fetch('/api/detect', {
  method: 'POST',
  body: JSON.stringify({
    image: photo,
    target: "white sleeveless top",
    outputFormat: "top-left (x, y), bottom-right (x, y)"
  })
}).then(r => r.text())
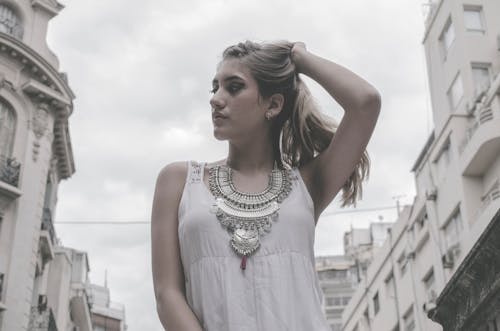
top-left (178, 161), bottom-right (331, 331)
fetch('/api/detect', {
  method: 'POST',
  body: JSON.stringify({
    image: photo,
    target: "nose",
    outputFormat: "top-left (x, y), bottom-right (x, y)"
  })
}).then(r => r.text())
top-left (210, 91), bottom-right (225, 111)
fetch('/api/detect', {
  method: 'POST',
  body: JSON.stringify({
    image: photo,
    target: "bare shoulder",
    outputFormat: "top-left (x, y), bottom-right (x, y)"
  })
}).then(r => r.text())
top-left (154, 161), bottom-right (189, 204)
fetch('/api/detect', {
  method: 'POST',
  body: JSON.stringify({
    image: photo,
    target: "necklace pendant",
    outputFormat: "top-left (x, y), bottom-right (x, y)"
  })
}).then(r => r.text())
top-left (240, 255), bottom-right (247, 270)
top-left (231, 228), bottom-right (260, 256)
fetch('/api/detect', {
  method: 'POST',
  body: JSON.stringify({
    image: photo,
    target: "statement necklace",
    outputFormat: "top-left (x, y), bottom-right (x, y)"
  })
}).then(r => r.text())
top-left (208, 161), bottom-right (292, 270)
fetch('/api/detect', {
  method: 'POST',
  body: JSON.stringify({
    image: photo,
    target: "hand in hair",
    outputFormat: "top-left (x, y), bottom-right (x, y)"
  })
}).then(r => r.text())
top-left (290, 42), bottom-right (308, 73)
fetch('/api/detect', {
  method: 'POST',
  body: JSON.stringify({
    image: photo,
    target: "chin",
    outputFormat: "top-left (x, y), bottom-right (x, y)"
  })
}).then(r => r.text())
top-left (213, 129), bottom-right (228, 141)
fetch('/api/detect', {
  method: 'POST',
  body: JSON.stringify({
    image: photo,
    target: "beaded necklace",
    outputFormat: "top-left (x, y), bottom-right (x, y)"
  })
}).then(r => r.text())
top-left (208, 161), bottom-right (292, 270)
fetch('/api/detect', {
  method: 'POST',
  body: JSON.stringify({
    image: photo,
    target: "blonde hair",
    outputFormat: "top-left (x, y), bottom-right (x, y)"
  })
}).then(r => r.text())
top-left (221, 40), bottom-right (370, 208)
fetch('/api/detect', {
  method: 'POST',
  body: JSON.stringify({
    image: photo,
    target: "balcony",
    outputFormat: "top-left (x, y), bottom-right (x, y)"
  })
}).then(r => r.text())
top-left (39, 208), bottom-right (57, 266)
top-left (70, 283), bottom-right (94, 331)
top-left (0, 154), bottom-right (20, 186)
top-left (471, 180), bottom-right (500, 230)
top-left (28, 302), bottom-right (58, 331)
top-left (0, 154), bottom-right (21, 217)
top-left (459, 105), bottom-right (500, 176)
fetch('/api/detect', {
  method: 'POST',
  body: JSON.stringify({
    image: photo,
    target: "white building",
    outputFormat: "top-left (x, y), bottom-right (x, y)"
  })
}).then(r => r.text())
top-left (0, 0), bottom-right (75, 330)
top-left (0, 2), bottom-right (126, 331)
top-left (341, 0), bottom-right (500, 330)
top-left (88, 283), bottom-right (127, 331)
top-left (316, 255), bottom-right (358, 331)
top-left (316, 222), bottom-right (392, 331)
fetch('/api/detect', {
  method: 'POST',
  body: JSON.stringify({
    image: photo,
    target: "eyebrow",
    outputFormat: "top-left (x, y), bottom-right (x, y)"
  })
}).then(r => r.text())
top-left (212, 75), bottom-right (245, 85)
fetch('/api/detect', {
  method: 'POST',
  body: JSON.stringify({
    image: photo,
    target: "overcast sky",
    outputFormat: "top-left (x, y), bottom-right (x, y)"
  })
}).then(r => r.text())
top-left (48, 1), bottom-right (432, 330)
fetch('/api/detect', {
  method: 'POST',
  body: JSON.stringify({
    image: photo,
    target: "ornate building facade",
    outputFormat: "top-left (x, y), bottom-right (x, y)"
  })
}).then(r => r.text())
top-left (0, 0), bottom-right (75, 329)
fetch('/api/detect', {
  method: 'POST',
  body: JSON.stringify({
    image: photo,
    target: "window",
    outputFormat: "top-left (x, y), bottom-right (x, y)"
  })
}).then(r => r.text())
top-left (440, 17), bottom-right (455, 58)
top-left (331, 323), bottom-right (342, 331)
top-left (326, 296), bottom-right (340, 306)
top-left (385, 272), bottom-right (395, 299)
top-left (443, 208), bottom-right (463, 249)
top-left (373, 291), bottom-right (380, 315)
top-left (0, 273), bottom-right (4, 302)
top-left (363, 307), bottom-right (370, 327)
top-left (464, 6), bottom-right (485, 33)
top-left (398, 251), bottom-right (408, 276)
top-left (325, 307), bottom-right (343, 319)
top-left (447, 72), bottom-right (464, 110)
top-left (435, 138), bottom-right (451, 182)
top-left (472, 63), bottom-right (491, 96)
top-left (416, 210), bottom-right (428, 232)
top-left (325, 295), bottom-right (351, 307)
top-left (403, 306), bottom-right (416, 331)
top-left (423, 268), bottom-right (436, 301)
top-left (0, 5), bottom-right (23, 39)
top-left (0, 98), bottom-right (15, 157)
top-left (318, 269), bottom-right (348, 281)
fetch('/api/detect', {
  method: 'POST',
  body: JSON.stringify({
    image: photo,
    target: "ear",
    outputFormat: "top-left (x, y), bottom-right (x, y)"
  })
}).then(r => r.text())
top-left (267, 93), bottom-right (285, 116)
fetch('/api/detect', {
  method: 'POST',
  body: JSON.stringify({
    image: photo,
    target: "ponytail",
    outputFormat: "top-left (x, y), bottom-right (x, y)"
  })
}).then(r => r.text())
top-left (222, 40), bottom-right (370, 208)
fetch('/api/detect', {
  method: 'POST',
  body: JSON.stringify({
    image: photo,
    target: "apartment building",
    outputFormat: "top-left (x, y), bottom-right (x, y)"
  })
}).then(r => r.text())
top-left (88, 283), bottom-right (127, 331)
top-left (316, 222), bottom-right (392, 331)
top-left (341, 0), bottom-right (500, 330)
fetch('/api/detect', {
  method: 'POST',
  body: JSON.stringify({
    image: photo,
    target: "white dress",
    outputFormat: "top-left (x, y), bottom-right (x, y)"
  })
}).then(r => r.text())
top-left (178, 161), bottom-right (331, 331)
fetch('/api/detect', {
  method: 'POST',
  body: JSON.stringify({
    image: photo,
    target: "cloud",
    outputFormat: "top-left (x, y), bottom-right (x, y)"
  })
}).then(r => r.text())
top-left (49, 0), bottom-right (430, 329)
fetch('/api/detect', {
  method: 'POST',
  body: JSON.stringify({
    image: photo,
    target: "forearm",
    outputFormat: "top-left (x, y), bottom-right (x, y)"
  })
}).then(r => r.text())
top-left (292, 48), bottom-right (380, 112)
top-left (156, 290), bottom-right (203, 331)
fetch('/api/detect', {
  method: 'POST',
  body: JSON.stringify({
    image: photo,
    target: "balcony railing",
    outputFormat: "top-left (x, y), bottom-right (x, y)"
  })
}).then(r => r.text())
top-left (458, 106), bottom-right (494, 155)
top-left (0, 154), bottom-right (20, 187)
top-left (41, 208), bottom-right (57, 246)
top-left (29, 304), bottom-right (58, 331)
top-left (480, 180), bottom-right (500, 212)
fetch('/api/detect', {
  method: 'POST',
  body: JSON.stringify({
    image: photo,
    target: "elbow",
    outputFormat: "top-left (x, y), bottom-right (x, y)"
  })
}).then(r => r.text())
top-left (362, 89), bottom-right (382, 113)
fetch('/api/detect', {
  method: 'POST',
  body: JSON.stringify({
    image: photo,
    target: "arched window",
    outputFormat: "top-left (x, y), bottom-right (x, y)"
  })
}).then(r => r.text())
top-left (0, 98), bottom-right (15, 157)
top-left (0, 4), bottom-right (23, 40)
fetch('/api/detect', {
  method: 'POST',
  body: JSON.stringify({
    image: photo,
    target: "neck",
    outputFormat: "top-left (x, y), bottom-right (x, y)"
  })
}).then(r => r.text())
top-left (226, 134), bottom-right (275, 175)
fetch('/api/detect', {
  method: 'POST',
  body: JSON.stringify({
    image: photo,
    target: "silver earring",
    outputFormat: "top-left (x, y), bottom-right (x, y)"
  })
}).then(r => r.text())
top-left (265, 112), bottom-right (272, 120)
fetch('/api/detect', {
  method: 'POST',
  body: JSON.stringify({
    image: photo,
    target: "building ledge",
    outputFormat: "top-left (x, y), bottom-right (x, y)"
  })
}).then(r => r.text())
top-left (460, 116), bottom-right (500, 176)
top-left (428, 208), bottom-right (500, 330)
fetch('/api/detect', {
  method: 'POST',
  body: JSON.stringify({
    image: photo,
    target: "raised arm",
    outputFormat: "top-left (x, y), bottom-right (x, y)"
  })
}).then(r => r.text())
top-left (292, 43), bottom-right (382, 220)
top-left (151, 162), bottom-right (203, 331)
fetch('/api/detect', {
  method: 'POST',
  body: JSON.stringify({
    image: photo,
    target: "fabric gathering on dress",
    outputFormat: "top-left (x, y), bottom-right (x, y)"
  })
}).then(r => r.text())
top-left (177, 161), bottom-right (331, 331)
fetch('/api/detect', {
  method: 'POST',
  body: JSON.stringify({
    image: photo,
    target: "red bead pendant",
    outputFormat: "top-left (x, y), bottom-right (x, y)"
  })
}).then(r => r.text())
top-left (240, 255), bottom-right (247, 270)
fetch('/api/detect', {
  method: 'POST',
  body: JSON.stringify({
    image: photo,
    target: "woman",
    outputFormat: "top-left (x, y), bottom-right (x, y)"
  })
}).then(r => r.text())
top-left (151, 40), bottom-right (381, 331)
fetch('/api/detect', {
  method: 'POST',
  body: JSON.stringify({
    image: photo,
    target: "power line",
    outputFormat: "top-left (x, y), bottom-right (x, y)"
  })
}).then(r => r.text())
top-left (54, 205), bottom-right (398, 224)
top-left (322, 205), bottom-right (396, 216)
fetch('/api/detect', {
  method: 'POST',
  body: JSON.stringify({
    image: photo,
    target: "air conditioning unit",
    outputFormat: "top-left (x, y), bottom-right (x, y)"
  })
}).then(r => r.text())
top-left (425, 188), bottom-right (437, 201)
top-left (465, 100), bottom-right (475, 115)
top-left (442, 250), bottom-right (454, 269)
top-left (423, 300), bottom-right (437, 313)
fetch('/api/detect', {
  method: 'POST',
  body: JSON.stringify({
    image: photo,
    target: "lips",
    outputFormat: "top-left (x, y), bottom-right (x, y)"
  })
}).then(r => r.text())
top-left (212, 113), bottom-right (227, 120)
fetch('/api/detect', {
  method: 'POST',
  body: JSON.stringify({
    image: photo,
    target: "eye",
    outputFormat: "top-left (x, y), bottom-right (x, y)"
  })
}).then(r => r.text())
top-left (209, 86), bottom-right (218, 94)
top-left (227, 83), bottom-right (243, 94)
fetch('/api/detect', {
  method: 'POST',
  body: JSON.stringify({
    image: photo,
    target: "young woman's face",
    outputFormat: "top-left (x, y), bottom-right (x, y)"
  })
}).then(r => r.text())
top-left (209, 58), bottom-right (269, 141)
